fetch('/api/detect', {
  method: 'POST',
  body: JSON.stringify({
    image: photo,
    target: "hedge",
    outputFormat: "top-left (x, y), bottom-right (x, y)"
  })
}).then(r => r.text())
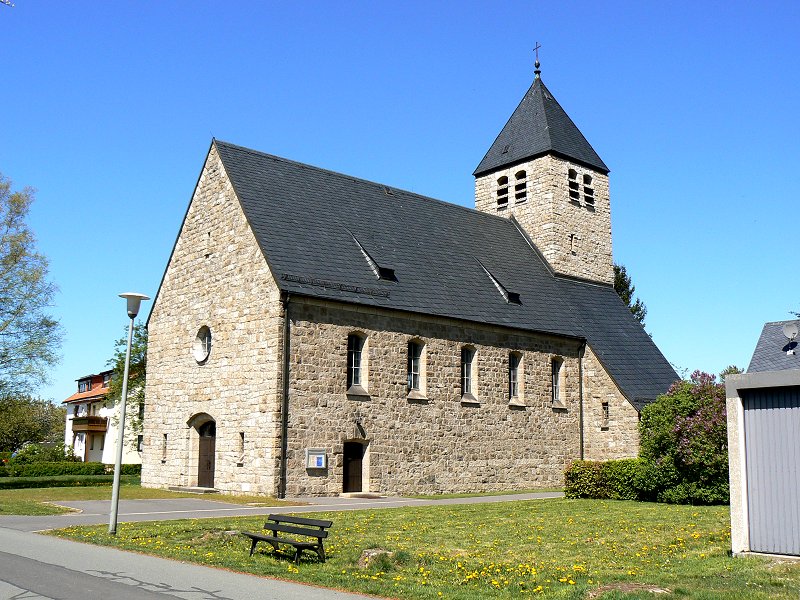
top-left (0, 474), bottom-right (140, 490)
top-left (565, 459), bottom-right (648, 501)
top-left (0, 462), bottom-right (142, 478)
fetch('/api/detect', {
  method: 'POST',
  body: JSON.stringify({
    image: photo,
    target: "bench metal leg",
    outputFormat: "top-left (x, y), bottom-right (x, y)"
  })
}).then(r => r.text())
top-left (316, 544), bottom-right (326, 562)
top-left (249, 538), bottom-right (258, 557)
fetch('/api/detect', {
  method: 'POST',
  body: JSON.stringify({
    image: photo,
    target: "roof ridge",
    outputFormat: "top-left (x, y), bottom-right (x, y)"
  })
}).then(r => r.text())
top-left (213, 139), bottom-right (531, 228)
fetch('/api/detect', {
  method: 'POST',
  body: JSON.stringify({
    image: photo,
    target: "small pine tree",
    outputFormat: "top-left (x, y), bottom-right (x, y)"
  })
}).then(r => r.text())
top-left (613, 263), bottom-right (647, 325)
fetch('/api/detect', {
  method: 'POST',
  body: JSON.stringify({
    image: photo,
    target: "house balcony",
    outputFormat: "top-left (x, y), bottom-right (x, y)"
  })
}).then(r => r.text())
top-left (71, 416), bottom-right (108, 433)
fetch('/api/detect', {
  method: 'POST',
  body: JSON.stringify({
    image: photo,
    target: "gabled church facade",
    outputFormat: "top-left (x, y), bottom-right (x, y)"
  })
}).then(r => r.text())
top-left (141, 67), bottom-right (676, 496)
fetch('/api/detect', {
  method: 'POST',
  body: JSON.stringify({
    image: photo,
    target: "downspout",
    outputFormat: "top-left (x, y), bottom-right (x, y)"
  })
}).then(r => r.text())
top-left (579, 339), bottom-right (586, 460)
top-left (278, 292), bottom-right (291, 499)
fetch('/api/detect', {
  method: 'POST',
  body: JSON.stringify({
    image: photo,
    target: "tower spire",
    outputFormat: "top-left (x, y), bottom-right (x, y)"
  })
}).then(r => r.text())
top-left (533, 42), bottom-right (541, 79)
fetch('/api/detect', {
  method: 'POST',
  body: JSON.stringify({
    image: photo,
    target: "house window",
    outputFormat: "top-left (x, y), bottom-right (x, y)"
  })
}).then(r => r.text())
top-left (78, 380), bottom-right (90, 393)
top-left (514, 170), bottom-right (527, 202)
top-left (551, 357), bottom-right (564, 405)
top-left (137, 435), bottom-right (143, 452)
top-left (509, 352), bottom-right (521, 401)
top-left (601, 401), bottom-right (610, 429)
top-left (568, 169), bottom-right (580, 202)
top-left (102, 372), bottom-right (111, 387)
top-left (99, 434), bottom-right (105, 451)
top-left (461, 346), bottom-right (477, 400)
top-left (193, 326), bottom-right (212, 363)
top-left (407, 341), bottom-right (422, 391)
top-left (583, 174), bottom-right (595, 207)
top-left (89, 435), bottom-right (95, 451)
top-left (347, 333), bottom-right (364, 389)
top-left (496, 176), bottom-right (509, 207)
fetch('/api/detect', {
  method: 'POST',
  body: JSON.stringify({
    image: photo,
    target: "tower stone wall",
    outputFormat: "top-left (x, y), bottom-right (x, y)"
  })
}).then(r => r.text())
top-left (475, 155), bottom-right (613, 284)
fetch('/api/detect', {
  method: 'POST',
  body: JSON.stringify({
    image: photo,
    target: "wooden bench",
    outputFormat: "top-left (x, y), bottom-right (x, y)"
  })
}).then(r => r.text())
top-left (242, 514), bottom-right (333, 563)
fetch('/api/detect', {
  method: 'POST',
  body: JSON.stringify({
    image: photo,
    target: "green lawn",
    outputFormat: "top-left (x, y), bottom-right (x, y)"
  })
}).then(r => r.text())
top-left (0, 483), bottom-right (293, 515)
top-left (51, 498), bottom-right (800, 599)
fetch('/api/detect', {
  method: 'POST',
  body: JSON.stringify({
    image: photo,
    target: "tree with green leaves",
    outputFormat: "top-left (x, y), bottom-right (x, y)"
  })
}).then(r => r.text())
top-left (0, 173), bottom-right (62, 394)
top-left (106, 322), bottom-right (147, 447)
top-left (0, 394), bottom-right (66, 451)
top-left (613, 263), bottom-right (647, 325)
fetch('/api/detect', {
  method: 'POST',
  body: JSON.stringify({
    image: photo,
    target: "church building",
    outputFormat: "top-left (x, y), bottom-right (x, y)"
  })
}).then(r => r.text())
top-left (141, 63), bottom-right (676, 496)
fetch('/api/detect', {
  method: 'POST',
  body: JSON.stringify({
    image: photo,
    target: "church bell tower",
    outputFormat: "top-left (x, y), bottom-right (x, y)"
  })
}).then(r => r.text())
top-left (474, 59), bottom-right (613, 285)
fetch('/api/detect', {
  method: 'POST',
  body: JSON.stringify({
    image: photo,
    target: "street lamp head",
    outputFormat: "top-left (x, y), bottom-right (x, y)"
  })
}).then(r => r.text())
top-left (119, 292), bottom-right (150, 319)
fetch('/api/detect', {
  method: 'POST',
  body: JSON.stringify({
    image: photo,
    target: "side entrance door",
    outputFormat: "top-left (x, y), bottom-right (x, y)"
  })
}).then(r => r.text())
top-left (197, 421), bottom-right (216, 488)
top-left (343, 441), bottom-right (365, 493)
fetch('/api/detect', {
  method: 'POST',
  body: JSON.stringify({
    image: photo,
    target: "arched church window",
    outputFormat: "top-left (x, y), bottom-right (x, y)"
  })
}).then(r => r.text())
top-left (496, 176), bottom-right (509, 207)
top-left (514, 171), bottom-right (527, 202)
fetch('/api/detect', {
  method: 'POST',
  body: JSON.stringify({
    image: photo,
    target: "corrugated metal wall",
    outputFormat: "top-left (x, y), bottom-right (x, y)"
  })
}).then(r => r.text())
top-left (742, 386), bottom-right (800, 556)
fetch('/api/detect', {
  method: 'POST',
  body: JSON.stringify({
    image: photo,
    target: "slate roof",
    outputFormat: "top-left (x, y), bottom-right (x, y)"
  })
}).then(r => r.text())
top-left (747, 320), bottom-right (800, 373)
top-left (214, 140), bottom-right (676, 407)
top-left (473, 77), bottom-right (609, 177)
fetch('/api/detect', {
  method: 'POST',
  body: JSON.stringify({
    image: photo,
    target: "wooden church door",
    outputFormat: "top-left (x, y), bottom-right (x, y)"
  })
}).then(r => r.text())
top-left (197, 421), bottom-right (216, 488)
top-left (343, 442), bottom-right (365, 493)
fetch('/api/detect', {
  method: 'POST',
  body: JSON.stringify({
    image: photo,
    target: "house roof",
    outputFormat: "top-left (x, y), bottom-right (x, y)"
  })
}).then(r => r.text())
top-left (747, 319), bottom-right (800, 373)
top-left (214, 140), bottom-right (676, 407)
top-left (473, 76), bottom-right (609, 177)
top-left (62, 388), bottom-right (108, 404)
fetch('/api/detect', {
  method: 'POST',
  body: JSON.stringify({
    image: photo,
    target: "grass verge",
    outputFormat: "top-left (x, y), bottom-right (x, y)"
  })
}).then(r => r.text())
top-left (408, 488), bottom-right (562, 500)
top-left (0, 483), bottom-right (293, 515)
top-left (51, 498), bottom-right (800, 599)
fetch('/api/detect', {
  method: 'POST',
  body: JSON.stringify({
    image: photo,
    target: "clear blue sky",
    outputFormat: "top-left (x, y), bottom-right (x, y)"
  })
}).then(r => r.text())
top-left (2, 1), bottom-right (798, 403)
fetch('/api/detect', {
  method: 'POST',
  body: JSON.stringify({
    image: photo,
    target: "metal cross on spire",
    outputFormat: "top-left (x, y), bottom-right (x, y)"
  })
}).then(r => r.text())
top-left (533, 42), bottom-right (542, 79)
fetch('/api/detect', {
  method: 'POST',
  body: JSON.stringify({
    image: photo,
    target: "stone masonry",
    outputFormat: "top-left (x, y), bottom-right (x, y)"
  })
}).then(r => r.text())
top-left (284, 296), bottom-right (584, 496)
top-left (475, 155), bottom-right (613, 285)
top-left (142, 145), bottom-right (284, 495)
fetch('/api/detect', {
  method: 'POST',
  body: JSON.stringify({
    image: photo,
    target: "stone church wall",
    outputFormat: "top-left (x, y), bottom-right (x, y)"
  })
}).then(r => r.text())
top-left (142, 145), bottom-right (284, 495)
top-left (475, 155), bottom-right (613, 285)
top-left (581, 346), bottom-right (640, 460)
top-left (283, 297), bottom-right (585, 496)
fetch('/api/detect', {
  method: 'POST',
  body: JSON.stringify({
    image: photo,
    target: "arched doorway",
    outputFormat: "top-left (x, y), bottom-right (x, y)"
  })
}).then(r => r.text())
top-left (343, 441), bottom-right (366, 493)
top-left (197, 420), bottom-right (216, 488)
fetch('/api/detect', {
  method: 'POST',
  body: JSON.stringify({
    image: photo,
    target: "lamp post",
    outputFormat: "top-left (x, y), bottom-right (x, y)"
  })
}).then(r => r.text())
top-left (109, 292), bottom-right (149, 535)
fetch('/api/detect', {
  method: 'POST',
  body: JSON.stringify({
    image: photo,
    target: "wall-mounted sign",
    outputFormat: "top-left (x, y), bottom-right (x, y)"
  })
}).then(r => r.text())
top-left (305, 448), bottom-right (327, 469)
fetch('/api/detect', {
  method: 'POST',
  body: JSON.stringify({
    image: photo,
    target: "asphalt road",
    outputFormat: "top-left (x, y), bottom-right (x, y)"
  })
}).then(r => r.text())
top-left (0, 491), bottom-right (563, 599)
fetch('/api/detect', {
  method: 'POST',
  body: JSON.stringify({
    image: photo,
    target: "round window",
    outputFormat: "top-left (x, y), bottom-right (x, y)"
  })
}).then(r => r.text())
top-left (193, 326), bottom-right (212, 363)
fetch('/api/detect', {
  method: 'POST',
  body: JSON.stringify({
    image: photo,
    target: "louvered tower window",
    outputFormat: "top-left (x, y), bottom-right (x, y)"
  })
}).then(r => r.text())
top-left (583, 174), bottom-right (595, 207)
top-left (496, 176), bottom-right (509, 207)
top-left (568, 169), bottom-right (580, 202)
top-left (514, 170), bottom-right (527, 202)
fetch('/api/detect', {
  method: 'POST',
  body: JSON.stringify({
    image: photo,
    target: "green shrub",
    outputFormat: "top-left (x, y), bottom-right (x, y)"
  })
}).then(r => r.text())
top-left (600, 459), bottom-right (642, 500)
top-left (120, 464), bottom-right (142, 475)
top-left (639, 371), bottom-right (729, 505)
top-left (8, 461), bottom-right (106, 477)
top-left (566, 459), bottom-right (649, 500)
top-left (0, 474), bottom-right (139, 490)
top-left (9, 443), bottom-right (78, 465)
top-left (564, 460), bottom-right (605, 499)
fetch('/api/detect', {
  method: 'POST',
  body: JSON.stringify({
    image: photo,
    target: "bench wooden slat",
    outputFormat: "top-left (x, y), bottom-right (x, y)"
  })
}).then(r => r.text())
top-left (267, 514), bottom-right (333, 529)
top-left (263, 522), bottom-right (329, 539)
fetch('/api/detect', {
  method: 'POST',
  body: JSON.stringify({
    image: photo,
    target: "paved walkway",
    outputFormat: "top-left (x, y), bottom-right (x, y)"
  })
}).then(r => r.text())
top-left (0, 491), bottom-right (563, 599)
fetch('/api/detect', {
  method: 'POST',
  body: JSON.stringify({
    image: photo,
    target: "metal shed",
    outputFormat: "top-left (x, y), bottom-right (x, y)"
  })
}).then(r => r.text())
top-left (726, 370), bottom-right (800, 557)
